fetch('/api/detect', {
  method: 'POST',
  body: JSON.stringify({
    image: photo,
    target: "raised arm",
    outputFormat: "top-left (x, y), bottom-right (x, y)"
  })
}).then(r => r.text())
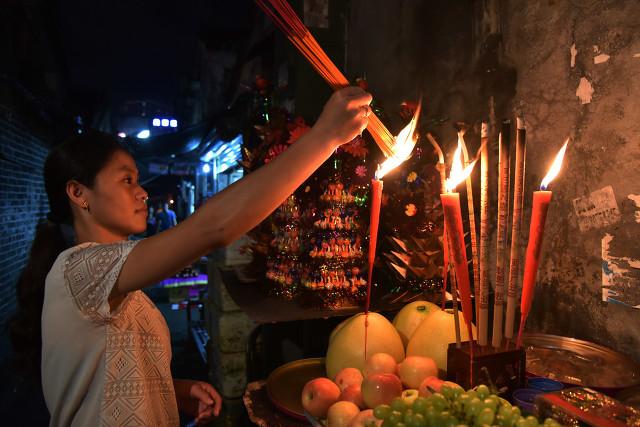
top-left (115, 87), bottom-right (372, 295)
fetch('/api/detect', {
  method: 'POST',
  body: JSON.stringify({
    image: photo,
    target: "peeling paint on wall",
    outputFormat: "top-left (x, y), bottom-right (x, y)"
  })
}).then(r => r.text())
top-left (634, 53), bottom-right (640, 58)
top-left (629, 194), bottom-right (640, 223)
top-left (602, 233), bottom-right (640, 308)
top-left (594, 53), bottom-right (610, 64)
top-left (570, 43), bottom-right (578, 68)
top-left (573, 186), bottom-right (621, 231)
top-left (576, 77), bottom-right (594, 104)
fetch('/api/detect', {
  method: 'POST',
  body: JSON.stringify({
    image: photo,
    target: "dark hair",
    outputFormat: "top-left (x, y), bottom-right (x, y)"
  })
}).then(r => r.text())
top-left (9, 130), bottom-right (128, 380)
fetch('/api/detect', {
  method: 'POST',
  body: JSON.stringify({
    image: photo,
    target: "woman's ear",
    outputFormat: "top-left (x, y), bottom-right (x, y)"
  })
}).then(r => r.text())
top-left (66, 180), bottom-right (89, 210)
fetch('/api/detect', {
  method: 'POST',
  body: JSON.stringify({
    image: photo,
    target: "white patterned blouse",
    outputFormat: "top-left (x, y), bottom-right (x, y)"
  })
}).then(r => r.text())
top-left (41, 241), bottom-right (180, 427)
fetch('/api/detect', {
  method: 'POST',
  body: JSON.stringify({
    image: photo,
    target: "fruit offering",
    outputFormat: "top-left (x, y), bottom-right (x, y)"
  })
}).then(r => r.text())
top-left (372, 382), bottom-right (563, 427)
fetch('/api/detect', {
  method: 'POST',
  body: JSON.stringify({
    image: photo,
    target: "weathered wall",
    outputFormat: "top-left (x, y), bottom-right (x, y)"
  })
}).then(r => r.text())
top-left (502, 0), bottom-right (640, 360)
top-left (346, 0), bottom-right (640, 361)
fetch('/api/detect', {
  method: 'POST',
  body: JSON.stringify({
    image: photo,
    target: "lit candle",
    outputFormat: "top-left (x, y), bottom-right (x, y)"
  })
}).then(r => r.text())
top-left (460, 131), bottom-right (480, 338)
top-left (427, 133), bottom-right (449, 310)
top-left (365, 103), bottom-right (420, 356)
top-left (478, 122), bottom-right (490, 346)
top-left (516, 139), bottom-right (569, 348)
top-left (441, 142), bottom-right (477, 349)
top-left (493, 120), bottom-right (511, 348)
top-left (505, 116), bottom-right (527, 340)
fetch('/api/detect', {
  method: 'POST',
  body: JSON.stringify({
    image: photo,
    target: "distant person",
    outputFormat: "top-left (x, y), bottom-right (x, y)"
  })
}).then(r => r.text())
top-left (156, 201), bottom-right (177, 233)
top-left (146, 205), bottom-right (157, 237)
top-left (8, 86), bottom-right (372, 426)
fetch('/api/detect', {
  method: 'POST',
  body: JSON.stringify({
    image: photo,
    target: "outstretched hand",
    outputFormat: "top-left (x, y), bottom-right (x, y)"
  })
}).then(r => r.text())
top-left (313, 86), bottom-right (373, 147)
top-left (174, 379), bottom-right (222, 425)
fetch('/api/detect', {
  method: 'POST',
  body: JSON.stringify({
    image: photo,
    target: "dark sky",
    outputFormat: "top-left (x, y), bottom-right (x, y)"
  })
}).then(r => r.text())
top-left (55, 0), bottom-right (252, 106)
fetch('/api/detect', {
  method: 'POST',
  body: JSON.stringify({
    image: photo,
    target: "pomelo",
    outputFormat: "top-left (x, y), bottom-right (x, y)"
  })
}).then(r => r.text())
top-left (392, 300), bottom-right (439, 347)
top-left (406, 308), bottom-right (475, 374)
top-left (326, 312), bottom-right (404, 380)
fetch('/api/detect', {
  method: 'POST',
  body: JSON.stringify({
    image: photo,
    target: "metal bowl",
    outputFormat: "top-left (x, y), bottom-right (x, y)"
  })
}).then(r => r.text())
top-left (523, 333), bottom-right (640, 390)
top-left (266, 358), bottom-right (326, 420)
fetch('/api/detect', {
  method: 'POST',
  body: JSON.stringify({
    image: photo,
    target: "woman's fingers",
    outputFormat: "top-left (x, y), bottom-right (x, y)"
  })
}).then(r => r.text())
top-left (198, 382), bottom-right (222, 416)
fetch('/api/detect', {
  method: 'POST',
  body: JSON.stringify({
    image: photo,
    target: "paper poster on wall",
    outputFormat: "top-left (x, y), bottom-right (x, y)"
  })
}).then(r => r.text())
top-left (573, 185), bottom-right (620, 231)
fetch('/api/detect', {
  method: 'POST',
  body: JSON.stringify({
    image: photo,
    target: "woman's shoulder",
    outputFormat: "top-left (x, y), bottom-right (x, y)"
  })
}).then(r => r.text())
top-left (55, 240), bottom-right (139, 270)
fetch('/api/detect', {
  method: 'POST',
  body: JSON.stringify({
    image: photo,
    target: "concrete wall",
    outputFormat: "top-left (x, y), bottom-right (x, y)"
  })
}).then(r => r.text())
top-left (346, 0), bottom-right (640, 361)
top-left (502, 0), bottom-right (640, 361)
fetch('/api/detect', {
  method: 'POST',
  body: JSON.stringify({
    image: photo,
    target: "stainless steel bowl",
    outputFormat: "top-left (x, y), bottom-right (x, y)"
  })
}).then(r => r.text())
top-left (523, 333), bottom-right (640, 390)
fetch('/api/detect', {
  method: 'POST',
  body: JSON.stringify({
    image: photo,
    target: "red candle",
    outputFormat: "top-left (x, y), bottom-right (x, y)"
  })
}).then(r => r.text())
top-left (366, 177), bottom-right (384, 315)
top-left (516, 190), bottom-right (551, 348)
top-left (441, 192), bottom-right (475, 345)
top-left (516, 139), bottom-right (569, 348)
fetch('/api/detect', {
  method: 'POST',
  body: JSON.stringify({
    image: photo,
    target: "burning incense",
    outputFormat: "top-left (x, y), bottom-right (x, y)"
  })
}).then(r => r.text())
top-left (255, 0), bottom-right (395, 157)
top-left (492, 120), bottom-right (511, 348)
top-left (517, 140), bottom-right (569, 348)
top-left (364, 105), bottom-right (420, 355)
top-left (478, 122), bottom-right (490, 346)
top-left (441, 142), bottom-right (477, 353)
top-left (505, 116), bottom-right (527, 340)
top-left (459, 131), bottom-right (480, 339)
top-left (427, 133), bottom-right (450, 310)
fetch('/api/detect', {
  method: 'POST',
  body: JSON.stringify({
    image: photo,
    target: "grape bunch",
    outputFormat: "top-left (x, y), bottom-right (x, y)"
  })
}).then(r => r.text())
top-left (372, 383), bottom-right (562, 427)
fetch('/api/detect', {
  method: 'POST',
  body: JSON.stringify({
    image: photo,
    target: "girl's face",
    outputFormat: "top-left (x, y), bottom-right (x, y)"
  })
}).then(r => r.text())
top-left (86, 150), bottom-right (148, 239)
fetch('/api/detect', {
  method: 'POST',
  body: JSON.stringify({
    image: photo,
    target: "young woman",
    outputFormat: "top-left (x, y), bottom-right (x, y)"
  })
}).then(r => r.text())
top-left (10, 87), bottom-right (372, 426)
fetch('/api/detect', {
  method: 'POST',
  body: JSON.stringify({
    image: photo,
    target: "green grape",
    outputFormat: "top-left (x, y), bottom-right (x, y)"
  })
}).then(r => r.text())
top-left (524, 415), bottom-right (540, 427)
top-left (483, 398), bottom-right (498, 413)
top-left (412, 397), bottom-right (429, 414)
top-left (441, 384), bottom-right (455, 401)
top-left (391, 397), bottom-right (408, 413)
top-left (476, 407), bottom-right (496, 425)
top-left (381, 420), bottom-right (395, 427)
top-left (439, 411), bottom-right (459, 427)
top-left (465, 390), bottom-right (477, 400)
top-left (495, 414), bottom-right (508, 427)
top-left (430, 393), bottom-right (448, 412)
top-left (476, 384), bottom-right (490, 400)
top-left (396, 423), bottom-right (407, 427)
top-left (424, 407), bottom-right (438, 423)
top-left (408, 413), bottom-right (427, 427)
top-left (515, 416), bottom-right (528, 427)
top-left (543, 418), bottom-right (561, 427)
top-left (498, 404), bottom-right (514, 426)
top-left (388, 410), bottom-right (404, 425)
top-left (403, 409), bottom-right (415, 424)
top-left (511, 406), bottom-right (521, 420)
top-left (466, 397), bottom-right (483, 418)
top-left (374, 404), bottom-right (392, 420)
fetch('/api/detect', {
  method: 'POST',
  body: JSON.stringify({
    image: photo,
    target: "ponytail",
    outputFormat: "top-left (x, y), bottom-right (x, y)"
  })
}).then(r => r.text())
top-left (9, 221), bottom-right (69, 381)
top-left (7, 130), bottom-right (126, 381)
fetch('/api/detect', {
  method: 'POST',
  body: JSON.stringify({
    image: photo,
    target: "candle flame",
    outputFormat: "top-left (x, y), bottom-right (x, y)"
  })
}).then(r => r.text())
top-left (540, 138), bottom-right (569, 190)
top-left (445, 135), bottom-right (477, 192)
top-left (375, 101), bottom-right (421, 180)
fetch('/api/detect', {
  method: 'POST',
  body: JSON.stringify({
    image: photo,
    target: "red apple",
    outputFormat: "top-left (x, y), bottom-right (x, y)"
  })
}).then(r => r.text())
top-left (301, 377), bottom-right (341, 418)
top-left (398, 356), bottom-right (438, 389)
top-left (418, 375), bottom-right (444, 397)
top-left (361, 373), bottom-right (403, 409)
top-left (327, 401), bottom-right (360, 427)
top-left (363, 353), bottom-right (397, 377)
top-left (347, 409), bottom-right (381, 427)
top-left (340, 384), bottom-right (365, 409)
top-left (334, 367), bottom-right (364, 391)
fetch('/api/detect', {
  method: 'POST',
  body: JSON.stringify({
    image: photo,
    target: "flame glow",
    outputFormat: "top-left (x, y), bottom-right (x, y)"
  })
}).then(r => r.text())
top-left (540, 138), bottom-right (569, 190)
top-left (375, 102), bottom-right (421, 180)
top-left (445, 136), bottom-right (477, 193)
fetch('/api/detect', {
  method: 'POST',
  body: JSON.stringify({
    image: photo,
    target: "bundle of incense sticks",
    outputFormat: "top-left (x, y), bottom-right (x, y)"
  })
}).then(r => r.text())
top-left (255, 0), bottom-right (395, 157)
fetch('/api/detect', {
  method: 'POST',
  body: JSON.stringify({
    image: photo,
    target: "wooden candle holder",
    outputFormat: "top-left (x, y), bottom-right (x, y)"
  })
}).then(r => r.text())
top-left (447, 340), bottom-right (526, 394)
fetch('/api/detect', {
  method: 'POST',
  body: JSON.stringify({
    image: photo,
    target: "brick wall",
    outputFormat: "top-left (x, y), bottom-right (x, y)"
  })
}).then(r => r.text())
top-left (0, 108), bottom-right (50, 327)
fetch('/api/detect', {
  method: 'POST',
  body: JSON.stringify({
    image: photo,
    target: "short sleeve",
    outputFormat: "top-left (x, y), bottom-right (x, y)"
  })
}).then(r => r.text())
top-left (63, 240), bottom-right (139, 322)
